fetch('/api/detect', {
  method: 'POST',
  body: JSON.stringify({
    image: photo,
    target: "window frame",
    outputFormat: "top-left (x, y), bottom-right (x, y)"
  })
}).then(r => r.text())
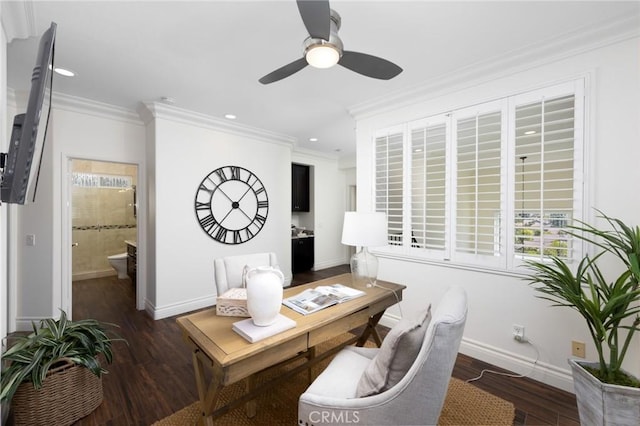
top-left (372, 79), bottom-right (586, 273)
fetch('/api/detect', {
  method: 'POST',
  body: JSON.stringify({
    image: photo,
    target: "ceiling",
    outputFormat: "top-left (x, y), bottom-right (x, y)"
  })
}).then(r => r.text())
top-left (5, 1), bottom-right (639, 158)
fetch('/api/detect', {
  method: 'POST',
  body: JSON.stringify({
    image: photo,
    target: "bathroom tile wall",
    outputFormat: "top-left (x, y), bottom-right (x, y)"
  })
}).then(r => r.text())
top-left (72, 160), bottom-right (137, 280)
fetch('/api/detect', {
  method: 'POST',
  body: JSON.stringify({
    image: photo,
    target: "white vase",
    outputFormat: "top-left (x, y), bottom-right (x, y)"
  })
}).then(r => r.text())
top-left (245, 266), bottom-right (284, 326)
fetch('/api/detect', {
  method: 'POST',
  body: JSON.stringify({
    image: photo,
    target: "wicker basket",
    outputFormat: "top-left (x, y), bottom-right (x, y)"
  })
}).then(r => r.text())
top-left (11, 358), bottom-right (103, 426)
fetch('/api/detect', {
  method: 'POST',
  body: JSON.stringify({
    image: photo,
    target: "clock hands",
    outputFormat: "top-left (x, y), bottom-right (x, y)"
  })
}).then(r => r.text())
top-left (217, 207), bottom-right (235, 228)
top-left (218, 201), bottom-right (252, 227)
top-left (215, 185), bottom-right (235, 205)
top-left (195, 166), bottom-right (269, 245)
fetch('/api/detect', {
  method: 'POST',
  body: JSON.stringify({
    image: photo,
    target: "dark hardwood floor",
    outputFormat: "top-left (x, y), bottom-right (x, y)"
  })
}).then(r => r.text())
top-left (63, 265), bottom-right (577, 425)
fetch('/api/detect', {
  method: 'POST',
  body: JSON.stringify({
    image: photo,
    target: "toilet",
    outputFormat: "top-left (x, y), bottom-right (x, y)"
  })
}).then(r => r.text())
top-left (108, 253), bottom-right (128, 279)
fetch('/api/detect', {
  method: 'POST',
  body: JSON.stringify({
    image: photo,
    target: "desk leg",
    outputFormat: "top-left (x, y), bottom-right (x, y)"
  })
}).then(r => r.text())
top-left (306, 346), bottom-right (317, 383)
top-left (356, 311), bottom-right (384, 347)
top-left (245, 375), bottom-right (257, 418)
top-left (193, 350), bottom-right (223, 426)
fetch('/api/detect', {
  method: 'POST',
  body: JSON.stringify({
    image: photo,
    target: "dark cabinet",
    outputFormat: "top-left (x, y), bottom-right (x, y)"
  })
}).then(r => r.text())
top-left (126, 243), bottom-right (137, 285)
top-left (292, 164), bottom-right (310, 212)
top-left (292, 237), bottom-right (314, 273)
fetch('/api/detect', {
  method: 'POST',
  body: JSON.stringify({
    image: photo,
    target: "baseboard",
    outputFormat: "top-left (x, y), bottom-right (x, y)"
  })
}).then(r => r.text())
top-left (73, 269), bottom-right (116, 281)
top-left (378, 313), bottom-right (574, 394)
top-left (379, 312), bottom-right (401, 329)
top-left (459, 338), bottom-right (575, 393)
top-left (312, 258), bottom-right (348, 271)
top-left (15, 316), bottom-right (49, 332)
top-left (146, 295), bottom-right (216, 320)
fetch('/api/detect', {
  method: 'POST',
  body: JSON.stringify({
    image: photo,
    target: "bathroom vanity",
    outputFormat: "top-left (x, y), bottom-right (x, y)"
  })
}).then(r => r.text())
top-left (125, 240), bottom-right (136, 284)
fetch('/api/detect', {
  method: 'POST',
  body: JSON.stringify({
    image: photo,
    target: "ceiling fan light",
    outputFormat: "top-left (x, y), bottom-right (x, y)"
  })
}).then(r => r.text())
top-left (306, 45), bottom-right (340, 69)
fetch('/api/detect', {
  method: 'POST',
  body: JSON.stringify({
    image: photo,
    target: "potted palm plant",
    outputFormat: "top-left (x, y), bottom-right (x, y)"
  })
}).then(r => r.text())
top-left (0, 310), bottom-right (123, 425)
top-left (523, 211), bottom-right (640, 425)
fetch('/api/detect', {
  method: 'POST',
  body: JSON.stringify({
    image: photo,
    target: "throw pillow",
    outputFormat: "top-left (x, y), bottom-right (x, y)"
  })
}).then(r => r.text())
top-left (355, 305), bottom-right (432, 397)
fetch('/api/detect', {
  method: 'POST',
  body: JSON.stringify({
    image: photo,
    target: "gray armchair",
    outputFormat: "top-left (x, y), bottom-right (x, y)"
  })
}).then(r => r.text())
top-left (298, 286), bottom-right (468, 426)
top-left (213, 252), bottom-right (281, 295)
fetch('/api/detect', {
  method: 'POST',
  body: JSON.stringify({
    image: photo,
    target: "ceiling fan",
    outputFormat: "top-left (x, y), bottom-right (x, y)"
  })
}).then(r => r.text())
top-left (259, 0), bottom-right (403, 84)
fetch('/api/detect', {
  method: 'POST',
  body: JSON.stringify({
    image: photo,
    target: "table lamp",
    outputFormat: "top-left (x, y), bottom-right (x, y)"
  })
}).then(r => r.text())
top-left (341, 212), bottom-right (387, 287)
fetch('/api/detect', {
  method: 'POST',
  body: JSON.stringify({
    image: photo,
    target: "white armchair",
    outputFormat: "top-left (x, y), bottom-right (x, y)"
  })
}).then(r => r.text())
top-left (298, 286), bottom-right (468, 426)
top-left (213, 252), bottom-right (281, 295)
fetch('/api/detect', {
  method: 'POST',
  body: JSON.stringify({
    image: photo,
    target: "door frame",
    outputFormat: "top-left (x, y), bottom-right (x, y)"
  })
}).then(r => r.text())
top-left (61, 156), bottom-right (146, 318)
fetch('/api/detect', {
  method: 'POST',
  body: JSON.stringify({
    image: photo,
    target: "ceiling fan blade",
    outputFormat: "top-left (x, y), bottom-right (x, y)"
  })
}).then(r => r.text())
top-left (339, 51), bottom-right (403, 80)
top-left (259, 57), bottom-right (309, 84)
top-left (297, 0), bottom-right (331, 40)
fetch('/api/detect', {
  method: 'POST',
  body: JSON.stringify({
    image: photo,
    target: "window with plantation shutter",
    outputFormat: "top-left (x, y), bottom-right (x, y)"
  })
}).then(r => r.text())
top-left (375, 131), bottom-right (404, 245)
top-left (454, 107), bottom-right (503, 262)
top-left (410, 117), bottom-right (448, 253)
top-left (513, 94), bottom-right (577, 262)
top-left (372, 79), bottom-right (584, 272)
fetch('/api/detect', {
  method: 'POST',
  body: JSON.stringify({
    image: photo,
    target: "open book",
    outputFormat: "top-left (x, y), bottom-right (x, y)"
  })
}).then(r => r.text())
top-left (283, 284), bottom-right (365, 315)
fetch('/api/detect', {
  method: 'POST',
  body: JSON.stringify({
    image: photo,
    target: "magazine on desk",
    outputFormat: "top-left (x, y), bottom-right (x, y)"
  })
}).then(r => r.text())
top-left (283, 284), bottom-right (365, 315)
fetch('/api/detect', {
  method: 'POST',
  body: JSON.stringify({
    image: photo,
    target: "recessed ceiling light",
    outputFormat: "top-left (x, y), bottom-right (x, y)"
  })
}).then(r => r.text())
top-left (524, 130), bottom-right (536, 135)
top-left (309, 137), bottom-right (318, 142)
top-left (53, 67), bottom-right (75, 77)
top-left (224, 114), bottom-right (237, 120)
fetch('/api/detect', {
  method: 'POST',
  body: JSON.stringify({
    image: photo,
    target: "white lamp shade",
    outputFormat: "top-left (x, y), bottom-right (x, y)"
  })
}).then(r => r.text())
top-left (341, 212), bottom-right (387, 247)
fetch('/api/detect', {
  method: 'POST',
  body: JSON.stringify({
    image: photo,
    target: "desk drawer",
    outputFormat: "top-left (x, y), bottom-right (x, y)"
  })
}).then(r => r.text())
top-left (224, 334), bottom-right (307, 384)
top-left (308, 309), bottom-right (372, 347)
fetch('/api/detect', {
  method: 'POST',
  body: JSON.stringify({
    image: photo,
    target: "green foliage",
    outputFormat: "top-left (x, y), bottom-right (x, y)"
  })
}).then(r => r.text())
top-left (544, 239), bottom-right (568, 258)
top-left (523, 210), bottom-right (640, 387)
top-left (0, 311), bottom-right (125, 402)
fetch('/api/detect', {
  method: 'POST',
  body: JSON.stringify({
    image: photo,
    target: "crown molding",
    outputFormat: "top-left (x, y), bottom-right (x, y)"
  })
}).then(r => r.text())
top-left (1, 0), bottom-right (37, 42)
top-left (138, 101), bottom-right (296, 148)
top-left (350, 14), bottom-right (640, 120)
top-left (292, 146), bottom-right (340, 161)
top-left (50, 92), bottom-right (143, 125)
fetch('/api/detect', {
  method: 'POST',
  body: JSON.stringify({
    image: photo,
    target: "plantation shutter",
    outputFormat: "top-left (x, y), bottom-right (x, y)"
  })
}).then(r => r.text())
top-left (514, 94), bottom-right (576, 261)
top-left (454, 109), bottom-right (503, 258)
top-left (410, 118), bottom-right (447, 252)
top-left (375, 131), bottom-right (404, 245)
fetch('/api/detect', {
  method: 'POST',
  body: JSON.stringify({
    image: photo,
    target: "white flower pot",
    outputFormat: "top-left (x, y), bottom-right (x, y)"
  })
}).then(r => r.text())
top-left (245, 266), bottom-right (284, 326)
top-left (569, 358), bottom-right (640, 425)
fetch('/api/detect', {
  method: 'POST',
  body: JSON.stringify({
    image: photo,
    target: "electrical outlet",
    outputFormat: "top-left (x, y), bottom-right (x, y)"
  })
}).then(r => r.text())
top-left (572, 341), bottom-right (586, 358)
top-left (512, 324), bottom-right (526, 342)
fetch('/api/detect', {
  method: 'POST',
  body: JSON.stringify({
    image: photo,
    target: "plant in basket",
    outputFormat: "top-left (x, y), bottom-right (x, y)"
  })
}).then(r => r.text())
top-left (0, 310), bottom-right (125, 425)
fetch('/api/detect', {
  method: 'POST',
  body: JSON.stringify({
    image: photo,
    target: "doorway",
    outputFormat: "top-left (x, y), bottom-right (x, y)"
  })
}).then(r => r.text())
top-left (69, 159), bottom-right (138, 312)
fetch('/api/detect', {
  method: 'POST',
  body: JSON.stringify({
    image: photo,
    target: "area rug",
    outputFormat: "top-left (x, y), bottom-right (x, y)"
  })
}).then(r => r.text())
top-left (152, 336), bottom-right (515, 425)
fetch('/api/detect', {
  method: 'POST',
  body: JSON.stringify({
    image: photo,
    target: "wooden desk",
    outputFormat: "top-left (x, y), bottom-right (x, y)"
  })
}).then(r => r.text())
top-left (177, 273), bottom-right (405, 425)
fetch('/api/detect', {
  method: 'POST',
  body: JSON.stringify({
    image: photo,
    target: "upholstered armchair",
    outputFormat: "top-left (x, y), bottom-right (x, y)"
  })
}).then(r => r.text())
top-left (213, 252), bottom-right (281, 295)
top-left (298, 286), bottom-right (468, 426)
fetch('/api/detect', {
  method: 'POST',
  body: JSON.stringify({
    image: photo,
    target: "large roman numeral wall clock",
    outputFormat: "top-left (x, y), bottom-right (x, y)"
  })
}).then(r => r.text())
top-left (194, 166), bottom-right (269, 244)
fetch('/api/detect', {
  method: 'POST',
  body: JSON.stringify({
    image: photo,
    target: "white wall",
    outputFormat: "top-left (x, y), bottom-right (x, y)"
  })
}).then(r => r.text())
top-left (142, 103), bottom-right (294, 319)
top-left (355, 37), bottom-right (640, 392)
top-left (12, 97), bottom-right (146, 328)
top-left (292, 151), bottom-right (350, 270)
top-left (6, 92), bottom-right (349, 327)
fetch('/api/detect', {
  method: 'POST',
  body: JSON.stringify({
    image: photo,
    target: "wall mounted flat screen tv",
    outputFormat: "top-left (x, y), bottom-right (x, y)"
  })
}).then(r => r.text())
top-left (1, 22), bottom-right (56, 204)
